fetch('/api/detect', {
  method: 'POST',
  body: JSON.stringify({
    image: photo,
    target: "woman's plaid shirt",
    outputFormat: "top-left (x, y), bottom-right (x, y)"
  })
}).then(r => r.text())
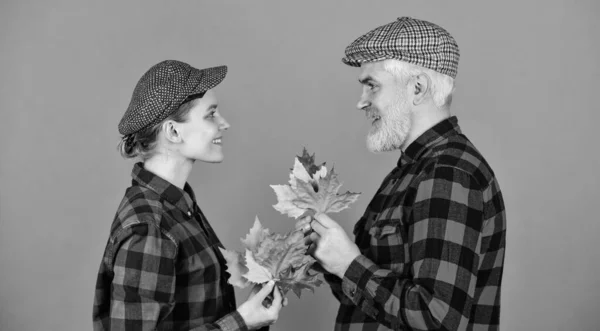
top-left (325, 117), bottom-right (506, 330)
top-left (93, 163), bottom-right (247, 331)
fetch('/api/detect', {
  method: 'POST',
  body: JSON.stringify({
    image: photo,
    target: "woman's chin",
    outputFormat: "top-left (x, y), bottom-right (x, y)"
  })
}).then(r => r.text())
top-left (195, 153), bottom-right (224, 164)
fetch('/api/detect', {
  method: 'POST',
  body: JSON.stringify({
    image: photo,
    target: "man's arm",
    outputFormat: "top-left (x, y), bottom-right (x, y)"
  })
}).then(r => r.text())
top-left (109, 222), bottom-right (248, 331)
top-left (338, 166), bottom-right (484, 330)
top-left (323, 273), bottom-right (355, 305)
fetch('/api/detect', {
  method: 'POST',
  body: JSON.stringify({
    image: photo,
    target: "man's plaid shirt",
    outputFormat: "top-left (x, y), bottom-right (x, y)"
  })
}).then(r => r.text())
top-left (325, 117), bottom-right (506, 330)
top-left (93, 163), bottom-right (248, 331)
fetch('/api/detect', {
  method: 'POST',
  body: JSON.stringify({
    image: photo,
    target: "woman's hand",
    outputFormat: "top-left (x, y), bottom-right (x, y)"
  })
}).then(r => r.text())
top-left (247, 282), bottom-right (288, 308)
top-left (237, 281), bottom-right (286, 330)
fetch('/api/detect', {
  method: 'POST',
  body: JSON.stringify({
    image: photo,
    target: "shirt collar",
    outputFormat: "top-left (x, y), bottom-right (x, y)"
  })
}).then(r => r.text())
top-left (131, 162), bottom-right (196, 214)
top-left (399, 116), bottom-right (462, 166)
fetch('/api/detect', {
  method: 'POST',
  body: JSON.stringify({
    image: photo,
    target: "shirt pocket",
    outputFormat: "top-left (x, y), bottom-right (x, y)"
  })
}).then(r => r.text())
top-left (367, 220), bottom-right (409, 273)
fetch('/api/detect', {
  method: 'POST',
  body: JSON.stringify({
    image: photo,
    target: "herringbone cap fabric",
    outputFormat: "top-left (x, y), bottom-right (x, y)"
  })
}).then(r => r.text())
top-left (119, 60), bottom-right (227, 135)
top-left (342, 17), bottom-right (460, 78)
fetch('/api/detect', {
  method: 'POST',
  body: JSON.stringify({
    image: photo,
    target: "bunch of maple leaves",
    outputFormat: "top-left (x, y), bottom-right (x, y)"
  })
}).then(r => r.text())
top-left (219, 149), bottom-right (360, 298)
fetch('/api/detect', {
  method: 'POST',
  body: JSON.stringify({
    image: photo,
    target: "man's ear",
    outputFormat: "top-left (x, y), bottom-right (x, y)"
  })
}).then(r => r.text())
top-left (162, 121), bottom-right (182, 143)
top-left (411, 73), bottom-right (431, 105)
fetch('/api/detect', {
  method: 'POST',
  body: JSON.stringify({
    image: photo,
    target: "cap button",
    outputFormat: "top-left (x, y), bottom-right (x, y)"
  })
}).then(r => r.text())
top-left (187, 211), bottom-right (192, 217)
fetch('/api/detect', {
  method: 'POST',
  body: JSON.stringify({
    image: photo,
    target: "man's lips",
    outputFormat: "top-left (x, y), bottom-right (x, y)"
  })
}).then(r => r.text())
top-left (366, 112), bottom-right (381, 124)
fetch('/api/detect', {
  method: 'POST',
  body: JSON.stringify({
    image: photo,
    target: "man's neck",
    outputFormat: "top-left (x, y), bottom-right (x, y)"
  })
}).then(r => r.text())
top-left (401, 107), bottom-right (451, 152)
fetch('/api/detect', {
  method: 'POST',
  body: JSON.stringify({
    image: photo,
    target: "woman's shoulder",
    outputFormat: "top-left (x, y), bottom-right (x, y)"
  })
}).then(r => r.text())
top-left (107, 185), bottom-right (171, 241)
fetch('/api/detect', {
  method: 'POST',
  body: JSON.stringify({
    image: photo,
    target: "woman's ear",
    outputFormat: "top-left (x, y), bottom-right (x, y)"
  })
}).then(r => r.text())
top-left (162, 121), bottom-right (182, 143)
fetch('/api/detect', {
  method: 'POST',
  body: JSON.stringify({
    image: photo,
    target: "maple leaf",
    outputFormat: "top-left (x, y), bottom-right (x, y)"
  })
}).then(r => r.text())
top-left (241, 216), bottom-right (270, 251)
top-left (271, 148), bottom-right (361, 218)
top-left (220, 217), bottom-right (323, 298)
top-left (256, 230), bottom-right (308, 278)
top-left (297, 148), bottom-right (325, 177)
top-left (270, 184), bottom-right (307, 219)
top-left (243, 249), bottom-right (274, 284)
top-left (218, 248), bottom-right (250, 288)
top-left (278, 258), bottom-right (323, 298)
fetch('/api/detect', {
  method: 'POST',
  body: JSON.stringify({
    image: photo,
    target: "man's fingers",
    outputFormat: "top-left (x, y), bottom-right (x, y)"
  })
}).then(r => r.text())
top-left (295, 217), bottom-right (311, 229)
top-left (310, 219), bottom-right (327, 234)
top-left (309, 231), bottom-right (320, 243)
top-left (304, 234), bottom-right (313, 246)
top-left (314, 213), bottom-right (337, 228)
top-left (302, 222), bottom-right (312, 235)
top-left (309, 262), bottom-right (327, 274)
top-left (295, 217), bottom-right (313, 235)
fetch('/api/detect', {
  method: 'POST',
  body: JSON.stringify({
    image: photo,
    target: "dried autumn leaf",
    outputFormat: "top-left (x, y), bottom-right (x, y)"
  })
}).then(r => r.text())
top-left (278, 258), bottom-right (323, 298)
top-left (220, 217), bottom-right (323, 297)
top-left (271, 184), bottom-right (306, 219)
top-left (256, 230), bottom-right (308, 278)
top-left (271, 148), bottom-right (361, 218)
top-left (296, 148), bottom-right (326, 178)
top-left (243, 249), bottom-right (273, 284)
top-left (218, 248), bottom-right (250, 288)
top-left (240, 216), bottom-right (269, 251)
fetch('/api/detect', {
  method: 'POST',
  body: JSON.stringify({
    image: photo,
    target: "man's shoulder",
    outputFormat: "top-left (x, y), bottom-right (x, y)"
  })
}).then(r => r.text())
top-left (425, 133), bottom-right (497, 188)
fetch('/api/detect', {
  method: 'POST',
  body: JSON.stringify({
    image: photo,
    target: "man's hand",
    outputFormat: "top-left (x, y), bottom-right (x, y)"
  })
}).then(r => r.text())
top-left (295, 216), bottom-right (313, 245)
top-left (305, 213), bottom-right (361, 279)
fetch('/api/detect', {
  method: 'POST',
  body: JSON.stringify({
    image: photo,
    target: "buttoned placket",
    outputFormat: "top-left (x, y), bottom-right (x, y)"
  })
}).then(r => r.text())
top-left (187, 204), bottom-right (212, 240)
top-left (187, 204), bottom-right (237, 312)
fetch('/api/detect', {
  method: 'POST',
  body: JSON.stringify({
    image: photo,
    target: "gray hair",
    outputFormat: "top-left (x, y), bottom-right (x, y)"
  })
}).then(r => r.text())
top-left (382, 59), bottom-right (455, 109)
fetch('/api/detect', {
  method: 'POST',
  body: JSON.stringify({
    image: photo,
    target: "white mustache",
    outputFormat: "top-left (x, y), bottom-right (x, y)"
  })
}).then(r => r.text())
top-left (365, 108), bottom-right (380, 121)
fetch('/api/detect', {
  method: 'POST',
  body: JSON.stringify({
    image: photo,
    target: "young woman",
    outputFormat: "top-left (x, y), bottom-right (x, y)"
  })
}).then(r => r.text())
top-left (93, 60), bottom-right (284, 331)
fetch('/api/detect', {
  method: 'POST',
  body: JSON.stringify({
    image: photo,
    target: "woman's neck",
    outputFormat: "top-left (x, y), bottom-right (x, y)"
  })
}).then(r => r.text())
top-left (143, 152), bottom-right (193, 189)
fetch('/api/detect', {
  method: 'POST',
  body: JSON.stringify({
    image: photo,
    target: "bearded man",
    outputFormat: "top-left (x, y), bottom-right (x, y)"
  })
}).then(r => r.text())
top-left (299, 17), bottom-right (506, 331)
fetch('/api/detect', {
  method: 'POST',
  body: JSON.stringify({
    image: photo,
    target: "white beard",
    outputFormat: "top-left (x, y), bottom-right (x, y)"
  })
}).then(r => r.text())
top-left (366, 93), bottom-right (412, 153)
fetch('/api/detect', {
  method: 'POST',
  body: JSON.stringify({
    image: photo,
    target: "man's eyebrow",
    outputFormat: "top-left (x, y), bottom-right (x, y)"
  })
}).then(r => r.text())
top-left (358, 76), bottom-right (376, 85)
top-left (206, 104), bottom-right (218, 111)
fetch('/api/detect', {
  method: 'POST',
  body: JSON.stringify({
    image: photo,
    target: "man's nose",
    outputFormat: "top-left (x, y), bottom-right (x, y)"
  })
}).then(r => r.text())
top-left (357, 94), bottom-right (370, 110)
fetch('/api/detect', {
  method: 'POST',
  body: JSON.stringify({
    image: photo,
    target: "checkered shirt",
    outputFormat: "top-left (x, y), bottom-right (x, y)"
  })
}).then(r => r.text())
top-left (93, 163), bottom-right (248, 331)
top-left (325, 116), bottom-right (506, 330)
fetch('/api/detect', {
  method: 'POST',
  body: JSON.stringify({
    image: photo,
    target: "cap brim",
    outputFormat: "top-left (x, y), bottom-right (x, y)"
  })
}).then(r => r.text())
top-left (341, 57), bottom-right (362, 67)
top-left (189, 65), bottom-right (228, 95)
top-left (342, 54), bottom-right (396, 68)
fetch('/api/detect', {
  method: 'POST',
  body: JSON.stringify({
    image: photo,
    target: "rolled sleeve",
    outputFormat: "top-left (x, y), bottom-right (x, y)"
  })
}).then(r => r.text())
top-left (213, 310), bottom-right (248, 331)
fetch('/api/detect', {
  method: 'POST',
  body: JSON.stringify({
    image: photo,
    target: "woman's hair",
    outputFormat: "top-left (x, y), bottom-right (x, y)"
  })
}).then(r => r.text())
top-left (118, 93), bottom-right (204, 160)
top-left (382, 59), bottom-right (455, 109)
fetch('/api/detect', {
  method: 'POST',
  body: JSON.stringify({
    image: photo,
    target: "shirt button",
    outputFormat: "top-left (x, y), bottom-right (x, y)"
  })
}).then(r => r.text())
top-left (187, 211), bottom-right (192, 216)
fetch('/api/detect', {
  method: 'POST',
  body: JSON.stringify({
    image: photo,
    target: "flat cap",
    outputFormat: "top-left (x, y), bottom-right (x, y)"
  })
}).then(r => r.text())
top-left (118, 60), bottom-right (227, 136)
top-left (342, 17), bottom-right (460, 78)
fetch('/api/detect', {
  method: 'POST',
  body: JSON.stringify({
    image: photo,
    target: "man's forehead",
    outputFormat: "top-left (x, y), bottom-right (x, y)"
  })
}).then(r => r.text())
top-left (358, 62), bottom-right (389, 82)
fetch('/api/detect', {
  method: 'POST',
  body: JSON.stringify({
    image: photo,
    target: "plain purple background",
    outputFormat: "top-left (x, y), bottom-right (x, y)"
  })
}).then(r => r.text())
top-left (1, 1), bottom-right (598, 330)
